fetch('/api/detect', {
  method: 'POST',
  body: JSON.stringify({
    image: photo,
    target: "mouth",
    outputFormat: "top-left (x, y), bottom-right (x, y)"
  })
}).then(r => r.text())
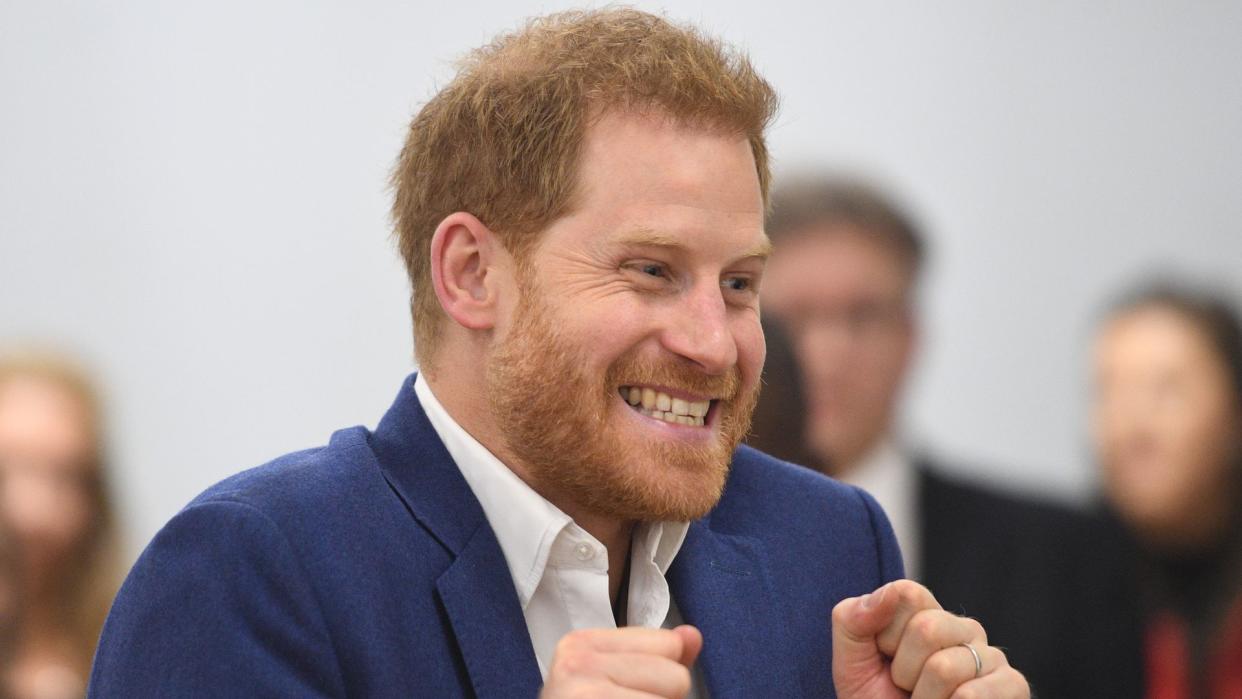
top-left (617, 385), bottom-right (715, 428)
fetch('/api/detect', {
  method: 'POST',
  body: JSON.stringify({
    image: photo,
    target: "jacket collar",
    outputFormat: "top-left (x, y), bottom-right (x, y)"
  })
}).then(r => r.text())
top-left (370, 374), bottom-right (543, 698)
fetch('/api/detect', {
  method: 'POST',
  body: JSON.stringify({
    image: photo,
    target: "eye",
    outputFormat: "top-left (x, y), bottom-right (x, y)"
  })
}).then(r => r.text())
top-left (639, 263), bottom-right (667, 278)
top-left (722, 276), bottom-right (751, 292)
top-left (623, 260), bottom-right (671, 281)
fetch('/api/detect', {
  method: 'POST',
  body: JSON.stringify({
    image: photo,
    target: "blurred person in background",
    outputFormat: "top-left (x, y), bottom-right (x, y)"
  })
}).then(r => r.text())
top-left (759, 174), bottom-right (1142, 697)
top-left (0, 514), bottom-right (19, 699)
top-left (744, 317), bottom-right (821, 469)
top-left (0, 354), bottom-right (122, 699)
top-left (1093, 283), bottom-right (1242, 699)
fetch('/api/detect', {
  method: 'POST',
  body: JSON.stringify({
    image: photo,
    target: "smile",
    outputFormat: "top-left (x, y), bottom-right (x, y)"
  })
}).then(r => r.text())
top-left (618, 386), bottom-right (712, 427)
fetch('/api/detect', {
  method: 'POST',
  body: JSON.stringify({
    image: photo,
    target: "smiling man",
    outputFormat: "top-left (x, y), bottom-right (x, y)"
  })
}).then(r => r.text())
top-left (90, 10), bottom-right (1027, 698)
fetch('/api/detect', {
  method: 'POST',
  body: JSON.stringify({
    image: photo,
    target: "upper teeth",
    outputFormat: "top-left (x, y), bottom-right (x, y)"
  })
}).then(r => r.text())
top-left (620, 387), bottom-right (710, 427)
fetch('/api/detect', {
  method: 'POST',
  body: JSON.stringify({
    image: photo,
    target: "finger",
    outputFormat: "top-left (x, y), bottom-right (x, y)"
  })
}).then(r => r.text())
top-left (890, 610), bottom-right (987, 689)
top-left (830, 584), bottom-right (903, 696)
top-left (910, 644), bottom-right (1006, 699)
top-left (948, 664), bottom-right (1031, 699)
top-left (568, 627), bottom-right (687, 662)
top-left (832, 582), bottom-right (902, 647)
top-left (598, 653), bottom-right (693, 698)
top-left (873, 579), bottom-right (944, 656)
top-left (672, 625), bottom-right (703, 667)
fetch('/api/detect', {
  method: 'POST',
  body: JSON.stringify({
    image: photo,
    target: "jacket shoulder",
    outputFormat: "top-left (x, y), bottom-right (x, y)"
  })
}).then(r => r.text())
top-left (719, 446), bottom-right (881, 526)
top-left (717, 445), bottom-right (905, 584)
top-left (188, 425), bottom-right (376, 513)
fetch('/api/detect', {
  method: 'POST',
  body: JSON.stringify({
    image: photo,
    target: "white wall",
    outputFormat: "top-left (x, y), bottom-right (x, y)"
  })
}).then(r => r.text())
top-left (2, 1), bottom-right (1240, 559)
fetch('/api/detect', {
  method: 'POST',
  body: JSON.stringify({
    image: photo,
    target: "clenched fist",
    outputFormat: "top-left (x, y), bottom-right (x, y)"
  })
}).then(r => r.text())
top-left (832, 579), bottom-right (1030, 699)
top-left (539, 625), bottom-right (702, 699)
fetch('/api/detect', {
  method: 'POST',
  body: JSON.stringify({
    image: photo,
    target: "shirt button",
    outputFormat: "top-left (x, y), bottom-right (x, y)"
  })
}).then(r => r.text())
top-left (573, 542), bottom-right (595, 561)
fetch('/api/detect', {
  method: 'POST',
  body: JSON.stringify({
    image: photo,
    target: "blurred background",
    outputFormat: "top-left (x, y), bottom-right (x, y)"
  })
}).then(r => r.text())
top-left (3, 0), bottom-right (1240, 562)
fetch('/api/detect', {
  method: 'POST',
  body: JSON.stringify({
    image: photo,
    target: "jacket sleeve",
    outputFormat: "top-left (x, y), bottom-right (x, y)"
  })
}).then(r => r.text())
top-left (88, 499), bottom-right (345, 698)
top-left (855, 486), bottom-right (907, 585)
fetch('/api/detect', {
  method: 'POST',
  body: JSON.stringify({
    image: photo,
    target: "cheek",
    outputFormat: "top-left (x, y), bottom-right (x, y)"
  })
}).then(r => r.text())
top-left (1171, 401), bottom-right (1239, 483)
top-left (558, 290), bottom-right (652, 350)
top-left (2, 470), bottom-right (92, 550)
top-left (738, 319), bottom-right (766, 385)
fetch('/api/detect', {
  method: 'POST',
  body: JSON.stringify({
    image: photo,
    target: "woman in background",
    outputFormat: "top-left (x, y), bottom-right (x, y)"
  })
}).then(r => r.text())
top-left (0, 354), bottom-right (122, 699)
top-left (1092, 284), bottom-right (1242, 699)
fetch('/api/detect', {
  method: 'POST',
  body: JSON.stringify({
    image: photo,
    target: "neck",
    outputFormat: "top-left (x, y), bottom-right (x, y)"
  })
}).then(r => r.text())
top-left (564, 507), bottom-right (636, 608)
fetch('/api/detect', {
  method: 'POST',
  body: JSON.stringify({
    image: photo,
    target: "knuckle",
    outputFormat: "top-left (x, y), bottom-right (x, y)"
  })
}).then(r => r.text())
top-left (926, 651), bottom-right (958, 679)
top-left (555, 630), bottom-right (584, 656)
top-left (893, 578), bottom-right (935, 606)
top-left (892, 579), bottom-right (920, 601)
top-left (965, 617), bottom-right (988, 644)
top-left (831, 599), bottom-right (852, 623)
top-left (910, 609), bottom-right (941, 639)
top-left (560, 647), bottom-right (597, 676)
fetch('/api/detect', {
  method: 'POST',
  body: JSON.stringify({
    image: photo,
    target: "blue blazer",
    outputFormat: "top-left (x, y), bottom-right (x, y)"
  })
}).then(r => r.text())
top-left (90, 375), bottom-right (903, 698)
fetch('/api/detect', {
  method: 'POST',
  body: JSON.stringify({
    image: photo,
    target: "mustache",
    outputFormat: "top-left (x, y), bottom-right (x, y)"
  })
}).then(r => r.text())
top-left (605, 354), bottom-right (742, 401)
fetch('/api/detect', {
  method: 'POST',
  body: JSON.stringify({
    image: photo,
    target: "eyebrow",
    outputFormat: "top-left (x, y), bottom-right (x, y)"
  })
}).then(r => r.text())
top-left (615, 228), bottom-right (772, 264)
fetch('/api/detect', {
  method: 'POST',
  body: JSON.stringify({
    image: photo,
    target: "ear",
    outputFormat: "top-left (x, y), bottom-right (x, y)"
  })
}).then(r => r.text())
top-left (429, 212), bottom-right (505, 332)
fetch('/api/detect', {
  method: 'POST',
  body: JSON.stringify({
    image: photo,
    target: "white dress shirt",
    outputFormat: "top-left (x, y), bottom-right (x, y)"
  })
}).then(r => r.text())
top-left (414, 376), bottom-right (699, 692)
top-left (839, 439), bottom-right (920, 580)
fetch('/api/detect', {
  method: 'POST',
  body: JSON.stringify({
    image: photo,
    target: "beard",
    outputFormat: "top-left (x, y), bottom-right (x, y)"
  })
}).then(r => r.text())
top-left (486, 285), bottom-right (760, 523)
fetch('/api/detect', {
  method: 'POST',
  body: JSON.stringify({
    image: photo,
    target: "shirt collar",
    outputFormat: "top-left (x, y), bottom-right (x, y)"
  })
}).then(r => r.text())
top-left (839, 437), bottom-right (919, 578)
top-left (413, 374), bottom-right (689, 606)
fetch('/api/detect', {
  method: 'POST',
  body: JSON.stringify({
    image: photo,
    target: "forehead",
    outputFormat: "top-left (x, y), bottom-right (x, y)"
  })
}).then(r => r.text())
top-left (1097, 308), bottom-right (1218, 372)
top-left (0, 377), bottom-right (93, 455)
top-left (551, 110), bottom-right (765, 255)
top-left (765, 227), bottom-right (911, 301)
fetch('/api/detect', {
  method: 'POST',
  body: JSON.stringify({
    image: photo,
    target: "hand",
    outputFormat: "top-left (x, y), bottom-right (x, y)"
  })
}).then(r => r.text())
top-left (539, 625), bottom-right (702, 698)
top-left (832, 579), bottom-right (1030, 699)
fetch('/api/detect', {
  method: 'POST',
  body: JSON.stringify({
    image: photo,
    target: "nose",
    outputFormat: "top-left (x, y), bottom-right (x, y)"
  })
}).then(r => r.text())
top-left (660, 280), bottom-right (738, 374)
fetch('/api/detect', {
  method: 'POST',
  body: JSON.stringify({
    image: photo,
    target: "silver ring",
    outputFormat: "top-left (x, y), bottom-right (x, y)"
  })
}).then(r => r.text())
top-left (959, 642), bottom-right (982, 678)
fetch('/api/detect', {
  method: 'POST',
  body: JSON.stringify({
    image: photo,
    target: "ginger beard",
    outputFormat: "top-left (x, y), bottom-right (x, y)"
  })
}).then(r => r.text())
top-left (487, 281), bottom-right (760, 522)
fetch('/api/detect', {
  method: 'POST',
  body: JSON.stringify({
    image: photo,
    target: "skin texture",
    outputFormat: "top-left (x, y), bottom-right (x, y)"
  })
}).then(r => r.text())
top-left (1093, 305), bottom-right (1242, 553)
top-left (426, 110), bottom-right (1027, 698)
top-left (760, 228), bottom-right (916, 475)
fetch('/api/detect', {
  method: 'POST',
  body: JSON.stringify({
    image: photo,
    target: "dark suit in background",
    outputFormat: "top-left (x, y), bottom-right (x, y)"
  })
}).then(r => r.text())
top-left (918, 463), bottom-right (1146, 699)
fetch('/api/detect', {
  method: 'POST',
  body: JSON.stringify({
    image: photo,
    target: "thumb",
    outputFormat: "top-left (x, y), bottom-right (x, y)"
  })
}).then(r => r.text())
top-left (831, 584), bottom-right (899, 694)
top-left (672, 625), bottom-right (703, 667)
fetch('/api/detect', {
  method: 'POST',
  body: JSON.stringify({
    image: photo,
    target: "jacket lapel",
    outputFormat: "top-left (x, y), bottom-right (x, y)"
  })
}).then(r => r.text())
top-left (371, 374), bottom-right (542, 698)
top-left (669, 520), bottom-right (804, 698)
top-left (436, 525), bottom-right (544, 698)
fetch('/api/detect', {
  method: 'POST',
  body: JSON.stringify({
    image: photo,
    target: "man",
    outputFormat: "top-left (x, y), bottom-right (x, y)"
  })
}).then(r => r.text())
top-left (759, 176), bottom-right (1141, 697)
top-left (90, 11), bottom-right (1028, 698)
